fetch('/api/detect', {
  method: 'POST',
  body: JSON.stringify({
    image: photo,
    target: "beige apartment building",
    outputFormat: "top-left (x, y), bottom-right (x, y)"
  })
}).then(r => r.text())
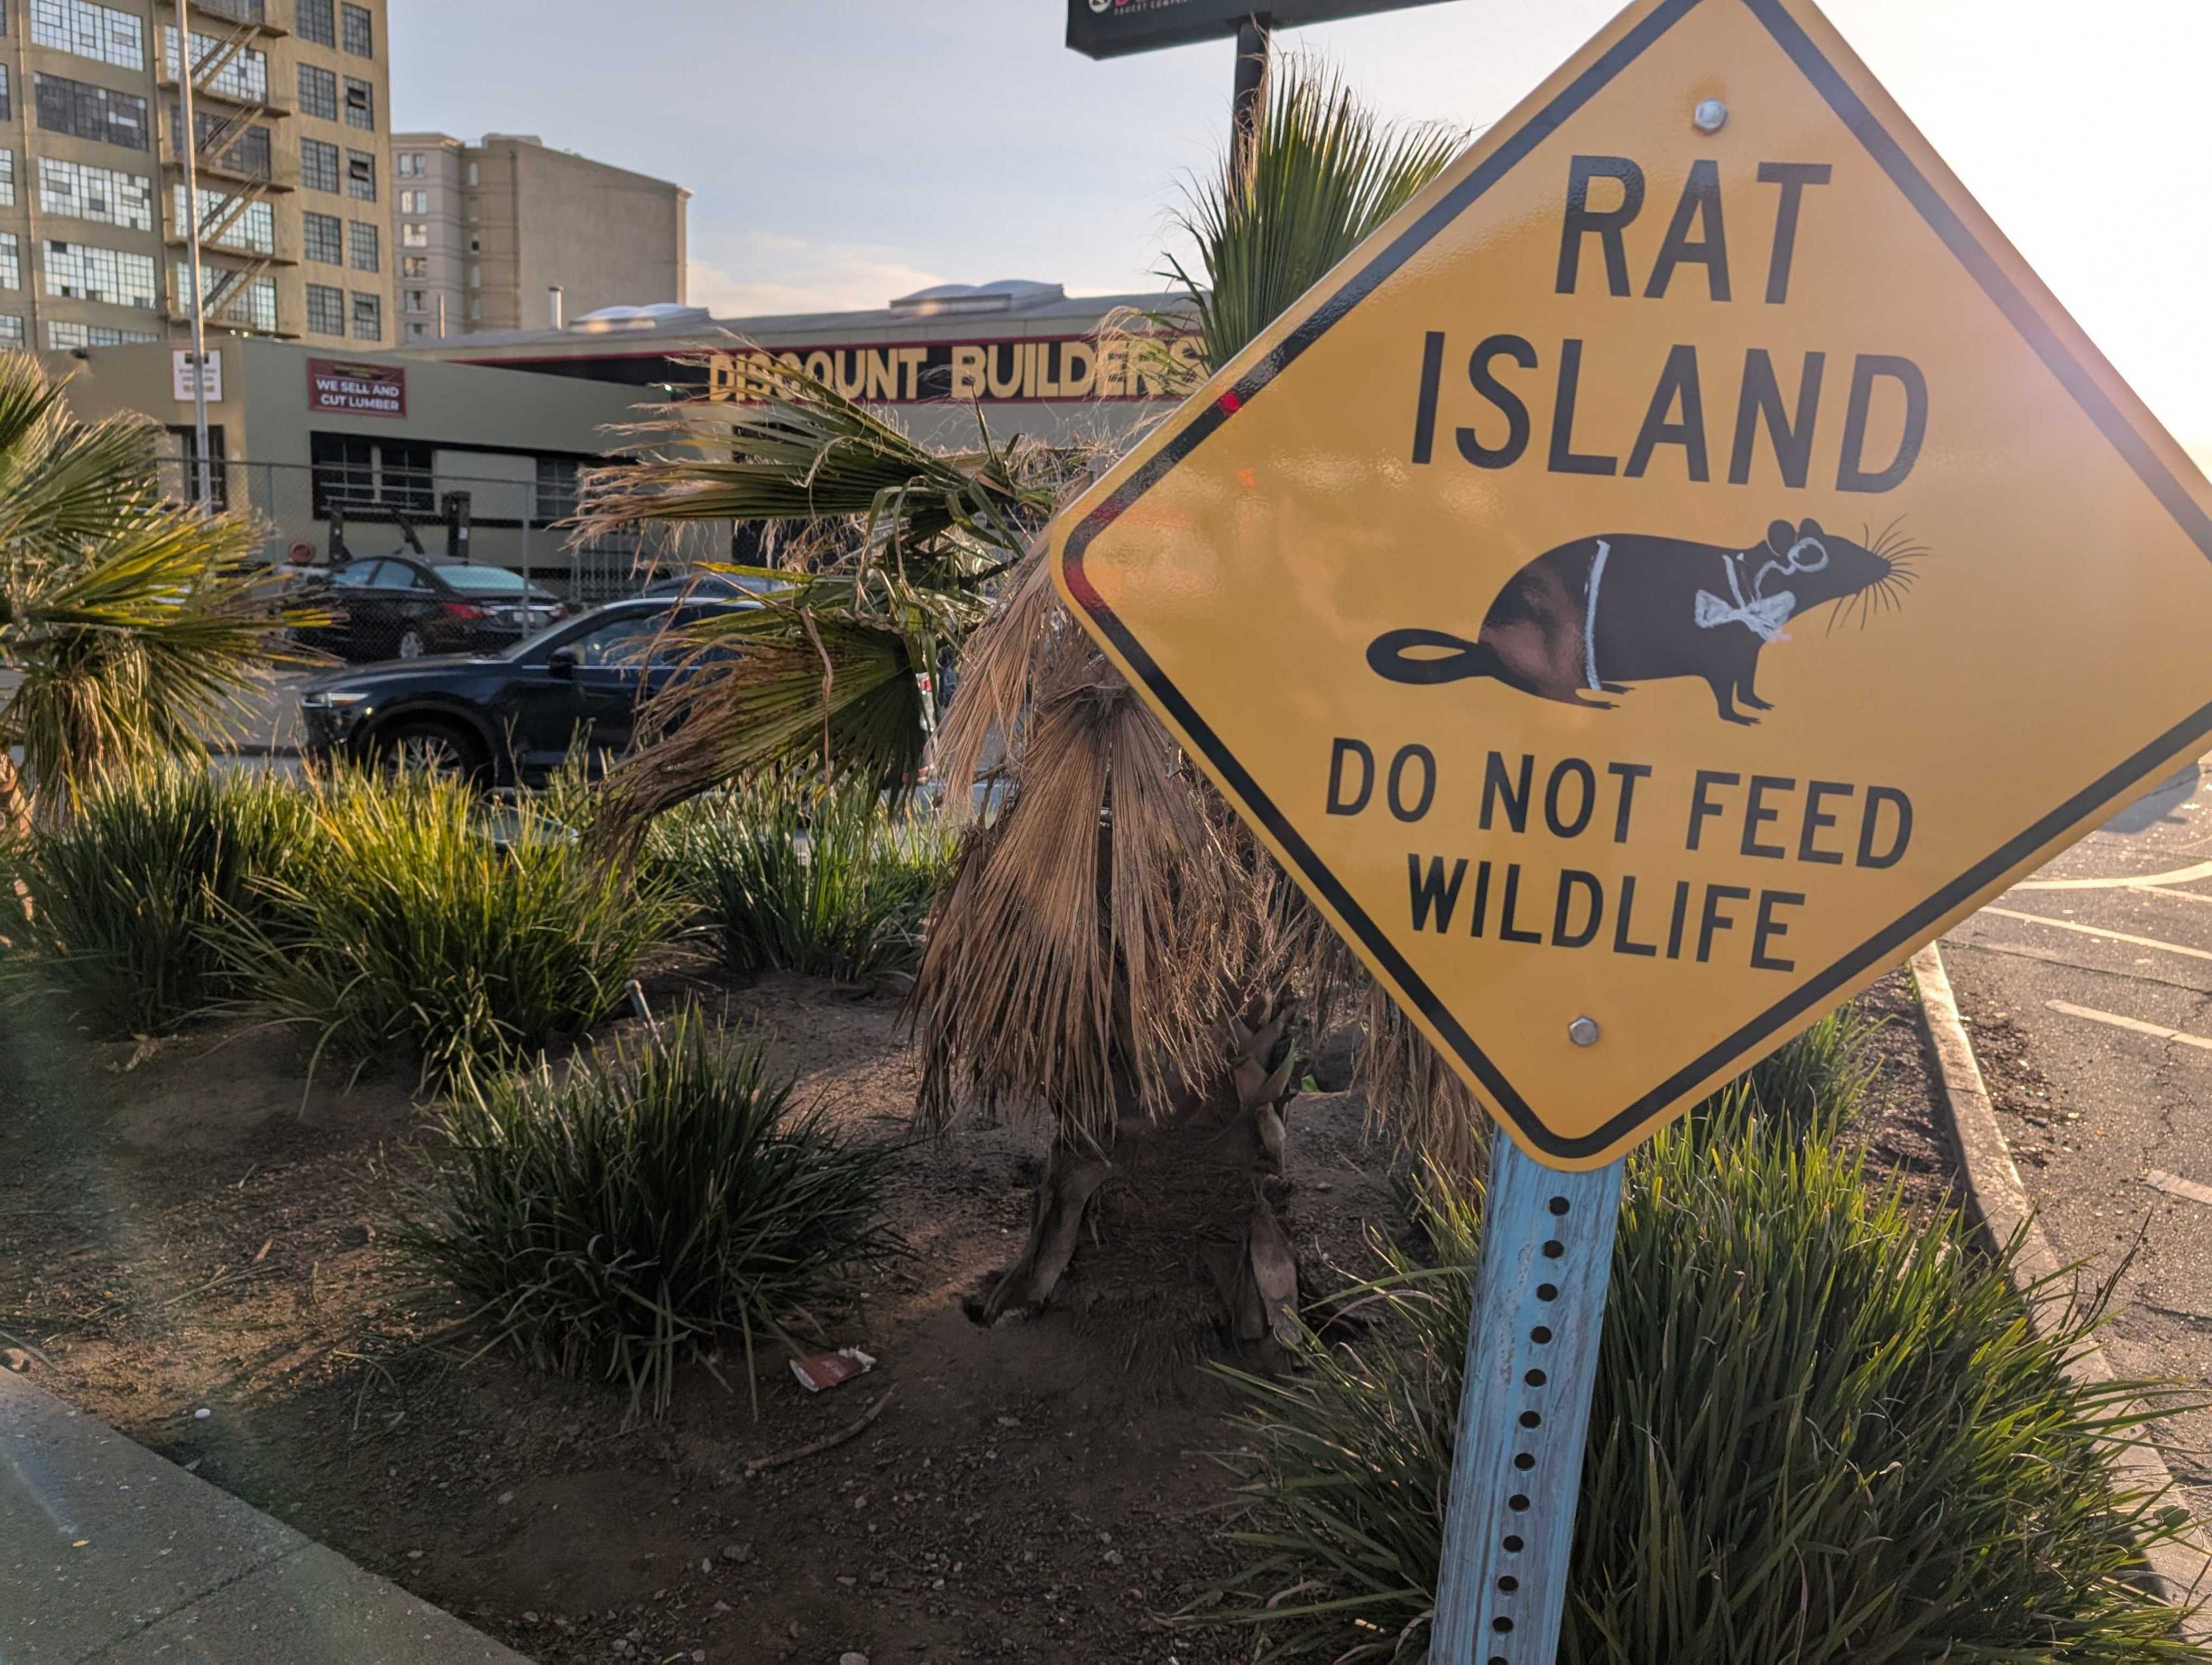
top-left (0, 0), bottom-right (393, 392)
top-left (389, 130), bottom-right (685, 342)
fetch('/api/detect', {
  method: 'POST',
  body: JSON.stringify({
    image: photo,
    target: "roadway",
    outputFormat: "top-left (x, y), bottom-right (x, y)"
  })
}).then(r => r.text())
top-left (1944, 757), bottom-right (2212, 1527)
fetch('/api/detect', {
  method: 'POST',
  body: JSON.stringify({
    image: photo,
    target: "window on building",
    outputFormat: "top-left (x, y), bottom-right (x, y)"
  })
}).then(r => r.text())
top-left (34, 73), bottom-right (149, 150)
top-left (535, 458), bottom-right (582, 522)
top-left (468, 295), bottom-right (480, 321)
top-left (342, 76), bottom-right (372, 129)
top-left (166, 424), bottom-right (228, 509)
top-left (402, 288), bottom-right (425, 313)
top-left (348, 220), bottom-right (377, 271)
top-left (173, 185), bottom-right (271, 253)
top-left (304, 281), bottom-right (343, 335)
top-left (43, 158), bottom-right (153, 229)
top-left (176, 264), bottom-right (276, 332)
top-left (467, 235), bottom-right (480, 253)
top-left (47, 320), bottom-right (157, 349)
top-left (344, 149), bottom-right (374, 200)
top-left (0, 66), bottom-right (12, 125)
top-left (467, 263), bottom-right (480, 288)
top-left (172, 108), bottom-right (270, 179)
top-left (301, 210), bottom-right (341, 264)
top-left (312, 434), bottom-right (433, 518)
top-left (164, 28), bottom-right (265, 101)
top-left (297, 0), bottom-right (334, 46)
top-left (0, 152), bottom-right (13, 210)
top-left (32, 0), bottom-right (143, 71)
top-left (397, 188), bottom-right (426, 214)
top-left (0, 318), bottom-right (23, 346)
top-left (400, 254), bottom-right (427, 278)
top-left (300, 136), bottom-right (339, 193)
top-left (400, 222), bottom-right (426, 248)
top-left (403, 320), bottom-right (429, 341)
top-left (0, 233), bottom-right (18, 290)
top-left (397, 151), bottom-right (425, 177)
top-left (44, 240), bottom-right (156, 307)
top-left (340, 2), bottom-right (371, 55)
top-left (465, 160), bottom-right (478, 187)
top-left (351, 290), bottom-right (380, 340)
top-left (296, 62), bottom-right (336, 120)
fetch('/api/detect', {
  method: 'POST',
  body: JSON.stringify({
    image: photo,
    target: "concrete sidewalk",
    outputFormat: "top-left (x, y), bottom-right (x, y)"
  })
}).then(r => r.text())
top-left (1, 1370), bottom-right (528, 1664)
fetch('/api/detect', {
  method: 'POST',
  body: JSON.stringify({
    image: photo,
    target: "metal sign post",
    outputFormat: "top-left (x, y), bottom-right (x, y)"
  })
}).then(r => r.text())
top-left (173, 22), bottom-right (213, 511)
top-left (1431, 1141), bottom-right (1623, 1662)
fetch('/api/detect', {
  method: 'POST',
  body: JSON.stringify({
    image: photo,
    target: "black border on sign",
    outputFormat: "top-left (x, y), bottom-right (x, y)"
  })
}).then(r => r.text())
top-left (1060, 0), bottom-right (2212, 1159)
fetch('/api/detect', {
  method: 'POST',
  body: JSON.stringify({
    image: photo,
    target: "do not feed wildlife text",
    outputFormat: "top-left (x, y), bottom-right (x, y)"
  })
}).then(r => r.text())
top-left (1327, 739), bottom-right (1914, 974)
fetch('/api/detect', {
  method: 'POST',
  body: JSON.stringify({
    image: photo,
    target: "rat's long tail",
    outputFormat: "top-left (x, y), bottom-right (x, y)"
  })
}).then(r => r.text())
top-left (1367, 627), bottom-right (1505, 685)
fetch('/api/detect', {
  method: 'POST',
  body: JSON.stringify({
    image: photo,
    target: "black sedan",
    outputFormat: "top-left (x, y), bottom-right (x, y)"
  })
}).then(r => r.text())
top-left (293, 555), bottom-right (569, 662)
top-left (298, 598), bottom-right (740, 787)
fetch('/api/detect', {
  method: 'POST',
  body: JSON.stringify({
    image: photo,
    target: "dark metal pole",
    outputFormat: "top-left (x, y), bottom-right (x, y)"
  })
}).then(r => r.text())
top-left (1231, 14), bottom-right (1272, 183)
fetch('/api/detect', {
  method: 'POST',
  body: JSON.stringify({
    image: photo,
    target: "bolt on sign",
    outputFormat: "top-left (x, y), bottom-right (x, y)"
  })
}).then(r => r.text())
top-left (1050, 0), bottom-right (2212, 1172)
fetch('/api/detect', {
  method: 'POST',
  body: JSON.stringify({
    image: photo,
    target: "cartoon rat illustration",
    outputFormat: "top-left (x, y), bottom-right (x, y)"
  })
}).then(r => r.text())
top-left (1366, 517), bottom-right (1920, 724)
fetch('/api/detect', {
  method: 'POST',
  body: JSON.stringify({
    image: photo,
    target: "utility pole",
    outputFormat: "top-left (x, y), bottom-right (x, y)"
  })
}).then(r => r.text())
top-left (173, 14), bottom-right (213, 510)
top-left (1230, 14), bottom-right (1272, 184)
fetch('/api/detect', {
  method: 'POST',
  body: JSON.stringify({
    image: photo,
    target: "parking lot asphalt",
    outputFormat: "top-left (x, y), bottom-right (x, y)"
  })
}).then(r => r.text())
top-left (1944, 756), bottom-right (2212, 1528)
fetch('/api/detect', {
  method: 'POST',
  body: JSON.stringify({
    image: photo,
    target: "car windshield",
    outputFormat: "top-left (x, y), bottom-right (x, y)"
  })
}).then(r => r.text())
top-left (436, 564), bottom-right (530, 596)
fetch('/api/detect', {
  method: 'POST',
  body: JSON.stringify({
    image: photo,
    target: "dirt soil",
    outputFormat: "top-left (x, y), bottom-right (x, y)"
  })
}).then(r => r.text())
top-left (0, 968), bottom-right (1955, 1664)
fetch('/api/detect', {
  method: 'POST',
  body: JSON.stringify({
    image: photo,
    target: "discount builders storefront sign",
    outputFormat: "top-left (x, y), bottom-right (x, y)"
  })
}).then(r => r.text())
top-left (704, 333), bottom-right (1205, 407)
top-left (306, 358), bottom-right (407, 417)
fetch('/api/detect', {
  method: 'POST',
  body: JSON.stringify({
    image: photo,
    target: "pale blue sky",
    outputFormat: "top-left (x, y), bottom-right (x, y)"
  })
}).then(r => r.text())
top-left (391, 1), bottom-right (2212, 461)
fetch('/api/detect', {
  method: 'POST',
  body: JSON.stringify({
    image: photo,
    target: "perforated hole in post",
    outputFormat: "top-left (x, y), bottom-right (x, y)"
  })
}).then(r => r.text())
top-left (1485, 1191), bottom-right (1581, 1660)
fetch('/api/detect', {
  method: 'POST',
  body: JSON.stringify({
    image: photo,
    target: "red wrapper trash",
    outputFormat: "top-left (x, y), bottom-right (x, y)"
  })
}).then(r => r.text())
top-left (790, 1347), bottom-right (876, 1392)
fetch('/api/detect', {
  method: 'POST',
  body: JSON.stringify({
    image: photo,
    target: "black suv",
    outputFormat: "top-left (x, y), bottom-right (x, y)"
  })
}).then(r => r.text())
top-left (293, 555), bottom-right (568, 662)
top-left (298, 598), bottom-right (740, 786)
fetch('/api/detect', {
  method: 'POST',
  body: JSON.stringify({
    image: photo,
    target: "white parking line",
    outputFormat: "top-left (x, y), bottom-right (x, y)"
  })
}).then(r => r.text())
top-left (2145, 1170), bottom-right (2212, 1208)
top-left (2046, 999), bottom-right (2212, 1050)
top-left (2016, 859), bottom-right (2212, 891)
top-left (2133, 885), bottom-right (2212, 905)
top-left (1983, 907), bottom-right (2212, 963)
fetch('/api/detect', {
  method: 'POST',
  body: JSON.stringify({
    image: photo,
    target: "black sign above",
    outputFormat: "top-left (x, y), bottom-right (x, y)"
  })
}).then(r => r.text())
top-left (1066, 0), bottom-right (1456, 60)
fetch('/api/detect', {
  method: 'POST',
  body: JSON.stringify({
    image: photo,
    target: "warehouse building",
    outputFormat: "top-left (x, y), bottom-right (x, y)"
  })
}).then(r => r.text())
top-left (388, 131), bottom-right (688, 342)
top-left (0, 0), bottom-right (397, 358)
top-left (396, 276), bottom-right (1199, 450)
top-left (51, 335), bottom-right (650, 594)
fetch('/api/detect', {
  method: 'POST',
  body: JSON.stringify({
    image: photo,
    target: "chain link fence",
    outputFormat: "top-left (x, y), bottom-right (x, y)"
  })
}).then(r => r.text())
top-left (155, 455), bottom-right (677, 605)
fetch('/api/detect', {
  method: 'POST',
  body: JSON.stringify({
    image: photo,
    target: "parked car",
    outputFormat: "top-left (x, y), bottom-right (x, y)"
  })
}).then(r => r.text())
top-left (298, 597), bottom-right (744, 787)
top-left (291, 555), bottom-right (569, 662)
top-left (638, 568), bottom-right (784, 601)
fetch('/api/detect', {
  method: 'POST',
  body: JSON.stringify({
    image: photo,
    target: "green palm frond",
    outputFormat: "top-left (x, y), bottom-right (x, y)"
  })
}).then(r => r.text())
top-left (1166, 59), bottom-right (1465, 371)
top-left (0, 350), bottom-right (306, 822)
top-left (579, 356), bottom-right (1074, 582)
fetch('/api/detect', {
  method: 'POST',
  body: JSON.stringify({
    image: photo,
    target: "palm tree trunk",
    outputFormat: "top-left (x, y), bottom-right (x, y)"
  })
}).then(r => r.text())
top-left (974, 1002), bottom-right (1302, 1352)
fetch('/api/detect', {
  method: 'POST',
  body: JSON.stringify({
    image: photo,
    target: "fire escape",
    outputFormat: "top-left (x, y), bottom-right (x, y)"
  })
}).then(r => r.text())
top-left (156, 0), bottom-right (297, 337)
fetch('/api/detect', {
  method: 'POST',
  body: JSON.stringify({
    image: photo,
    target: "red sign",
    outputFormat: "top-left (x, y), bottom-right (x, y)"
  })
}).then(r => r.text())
top-left (306, 358), bottom-right (406, 418)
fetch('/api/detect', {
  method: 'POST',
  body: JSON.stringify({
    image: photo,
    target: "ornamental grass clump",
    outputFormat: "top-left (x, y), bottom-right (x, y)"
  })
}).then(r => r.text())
top-left (232, 769), bottom-right (676, 1083)
top-left (1, 761), bottom-right (315, 1035)
top-left (653, 770), bottom-right (952, 981)
top-left (400, 1011), bottom-right (900, 1417)
top-left (1210, 1078), bottom-right (2199, 1659)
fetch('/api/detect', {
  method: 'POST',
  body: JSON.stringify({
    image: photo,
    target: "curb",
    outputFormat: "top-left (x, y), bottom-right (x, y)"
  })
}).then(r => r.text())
top-left (1911, 942), bottom-right (2212, 1637)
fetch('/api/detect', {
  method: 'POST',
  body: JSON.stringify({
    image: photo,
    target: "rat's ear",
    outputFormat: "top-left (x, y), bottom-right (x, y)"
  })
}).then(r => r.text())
top-left (1767, 519), bottom-right (1794, 553)
top-left (1798, 517), bottom-right (1825, 540)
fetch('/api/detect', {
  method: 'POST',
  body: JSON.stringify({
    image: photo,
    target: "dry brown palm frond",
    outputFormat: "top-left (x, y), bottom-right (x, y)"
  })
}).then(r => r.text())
top-left (932, 542), bottom-right (1067, 821)
top-left (1357, 984), bottom-right (1488, 1182)
top-left (911, 665), bottom-right (1243, 1139)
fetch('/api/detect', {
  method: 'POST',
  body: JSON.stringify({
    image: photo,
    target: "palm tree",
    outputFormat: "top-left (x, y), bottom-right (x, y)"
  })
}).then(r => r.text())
top-left (580, 60), bottom-right (1467, 1349)
top-left (0, 351), bottom-right (297, 835)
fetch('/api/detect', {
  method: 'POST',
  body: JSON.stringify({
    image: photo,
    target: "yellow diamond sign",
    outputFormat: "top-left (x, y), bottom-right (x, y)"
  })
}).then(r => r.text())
top-left (1049, 0), bottom-right (2212, 1167)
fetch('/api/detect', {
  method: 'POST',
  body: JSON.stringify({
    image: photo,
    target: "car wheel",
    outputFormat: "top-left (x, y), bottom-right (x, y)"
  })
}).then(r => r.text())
top-left (374, 720), bottom-right (487, 786)
top-left (396, 626), bottom-right (429, 660)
